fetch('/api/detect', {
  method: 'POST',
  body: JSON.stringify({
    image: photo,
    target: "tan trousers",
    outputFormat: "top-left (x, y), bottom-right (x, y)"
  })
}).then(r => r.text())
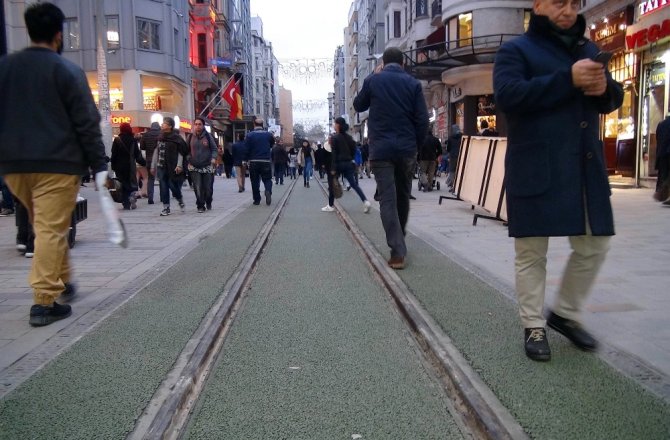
top-left (4, 173), bottom-right (80, 305)
top-left (514, 231), bottom-right (611, 328)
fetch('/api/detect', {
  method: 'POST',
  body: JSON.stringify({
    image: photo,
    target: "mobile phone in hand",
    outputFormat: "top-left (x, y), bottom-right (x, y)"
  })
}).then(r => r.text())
top-left (592, 51), bottom-right (612, 66)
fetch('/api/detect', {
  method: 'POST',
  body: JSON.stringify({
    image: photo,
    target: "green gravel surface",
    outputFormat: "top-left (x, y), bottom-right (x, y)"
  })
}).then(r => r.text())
top-left (338, 190), bottom-right (670, 439)
top-left (0, 191), bottom-right (283, 440)
top-left (184, 183), bottom-right (464, 439)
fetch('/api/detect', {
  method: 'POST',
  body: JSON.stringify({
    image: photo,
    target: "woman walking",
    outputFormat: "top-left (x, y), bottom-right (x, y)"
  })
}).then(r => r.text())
top-left (322, 117), bottom-right (371, 213)
top-left (111, 123), bottom-right (145, 210)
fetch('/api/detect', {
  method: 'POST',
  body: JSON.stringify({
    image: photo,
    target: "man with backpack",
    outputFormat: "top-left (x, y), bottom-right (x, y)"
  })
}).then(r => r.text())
top-left (186, 117), bottom-right (218, 212)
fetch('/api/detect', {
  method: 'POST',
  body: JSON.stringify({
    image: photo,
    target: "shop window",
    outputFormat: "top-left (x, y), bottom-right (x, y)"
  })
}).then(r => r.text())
top-left (174, 29), bottom-right (180, 60)
top-left (197, 33), bottom-right (207, 68)
top-left (524, 10), bottom-right (532, 32)
top-left (447, 12), bottom-right (472, 49)
top-left (63, 18), bottom-right (79, 50)
top-left (394, 11), bottom-right (402, 38)
top-left (137, 18), bottom-right (160, 51)
top-left (603, 52), bottom-right (637, 140)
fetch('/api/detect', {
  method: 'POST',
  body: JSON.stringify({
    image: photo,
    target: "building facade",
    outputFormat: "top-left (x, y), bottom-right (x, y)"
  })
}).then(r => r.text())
top-left (250, 16), bottom-right (279, 123)
top-left (5, 0), bottom-right (194, 132)
top-left (278, 86), bottom-right (293, 146)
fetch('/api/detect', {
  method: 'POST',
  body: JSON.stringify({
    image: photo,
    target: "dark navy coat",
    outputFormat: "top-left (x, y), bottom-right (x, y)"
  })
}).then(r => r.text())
top-left (493, 14), bottom-right (623, 238)
top-left (353, 64), bottom-right (429, 161)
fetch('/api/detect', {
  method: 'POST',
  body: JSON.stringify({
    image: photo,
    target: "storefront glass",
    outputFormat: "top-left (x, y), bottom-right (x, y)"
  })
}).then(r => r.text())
top-left (641, 60), bottom-right (666, 180)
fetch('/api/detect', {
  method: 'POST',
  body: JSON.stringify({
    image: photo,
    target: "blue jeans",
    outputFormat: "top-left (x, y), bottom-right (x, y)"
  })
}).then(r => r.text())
top-left (370, 157), bottom-right (415, 258)
top-left (249, 161), bottom-right (272, 203)
top-left (274, 163), bottom-right (285, 184)
top-left (329, 161), bottom-right (367, 206)
top-left (303, 158), bottom-right (313, 184)
top-left (157, 168), bottom-right (183, 206)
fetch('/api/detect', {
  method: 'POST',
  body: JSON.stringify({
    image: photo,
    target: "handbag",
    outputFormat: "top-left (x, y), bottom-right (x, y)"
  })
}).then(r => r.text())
top-left (332, 177), bottom-right (343, 199)
top-left (106, 177), bottom-right (123, 204)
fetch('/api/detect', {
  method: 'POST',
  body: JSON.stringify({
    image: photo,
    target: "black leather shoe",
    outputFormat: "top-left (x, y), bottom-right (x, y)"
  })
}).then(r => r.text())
top-left (524, 328), bottom-right (551, 361)
top-left (265, 190), bottom-right (271, 205)
top-left (547, 311), bottom-right (598, 351)
top-left (29, 302), bottom-right (72, 327)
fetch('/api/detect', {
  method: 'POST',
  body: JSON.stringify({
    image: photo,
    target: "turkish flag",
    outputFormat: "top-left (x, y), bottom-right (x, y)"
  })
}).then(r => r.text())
top-left (222, 79), bottom-right (242, 120)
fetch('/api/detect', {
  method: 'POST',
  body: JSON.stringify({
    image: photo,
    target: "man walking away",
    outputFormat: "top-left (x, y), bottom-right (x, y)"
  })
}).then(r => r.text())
top-left (654, 114), bottom-right (670, 203)
top-left (186, 117), bottom-right (218, 212)
top-left (445, 125), bottom-right (462, 192)
top-left (272, 142), bottom-right (288, 185)
top-left (493, 0), bottom-right (623, 361)
top-left (353, 47), bottom-right (429, 270)
top-left (232, 133), bottom-right (247, 192)
top-left (140, 122), bottom-right (161, 204)
top-left (0, 2), bottom-right (107, 326)
top-left (244, 118), bottom-right (274, 205)
top-left (418, 129), bottom-right (442, 191)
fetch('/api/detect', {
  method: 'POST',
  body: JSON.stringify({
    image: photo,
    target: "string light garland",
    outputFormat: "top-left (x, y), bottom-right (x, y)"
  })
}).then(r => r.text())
top-left (278, 57), bottom-right (334, 82)
top-left (292, 99), bottom-right (328, 111)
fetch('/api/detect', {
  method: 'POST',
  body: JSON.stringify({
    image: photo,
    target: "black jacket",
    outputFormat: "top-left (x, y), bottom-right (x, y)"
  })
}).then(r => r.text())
top-left (419, 134), bottom-right (442, 161)
top-left (0, 47), bottom-right (107, 176)
top-left (111, 133), bottom-right (145, 187)
top-left (331, 132), bottom-right (356, 169)
top-left (140, 126), bottom-right (161, 167)
top-left (152, 131), bottom-right (189, 179)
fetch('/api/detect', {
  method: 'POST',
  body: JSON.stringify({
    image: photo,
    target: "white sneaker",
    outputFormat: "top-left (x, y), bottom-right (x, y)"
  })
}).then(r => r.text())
top-left (321, 205), bottom-right (335, 212)
top-left (363, 200), bottom-right (371, 213)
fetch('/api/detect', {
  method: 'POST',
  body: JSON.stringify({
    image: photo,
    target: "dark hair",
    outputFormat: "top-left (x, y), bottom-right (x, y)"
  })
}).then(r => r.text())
top-left (163, 117), bottom-right (175, 128)
top-left (24, 2), bottom-right (65, 44)
top-left (382, 47), bottom-right (404, 66)
top-left (236, 132), bottom-right (245, 141)
top-left (480, 120), bottom-right (489, 129)
top-left (194, 116), bottom-right (206, 126)
top-left (334, 117), bottom-right (349, 133)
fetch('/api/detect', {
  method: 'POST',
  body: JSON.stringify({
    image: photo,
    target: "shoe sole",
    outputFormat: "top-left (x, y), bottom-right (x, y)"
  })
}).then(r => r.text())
top-left (547, 321), bottom-right (598, 352)
top-left (29, 309), bottom-right (72, 327)
top-left (525, 351), bottom-right (551, 361)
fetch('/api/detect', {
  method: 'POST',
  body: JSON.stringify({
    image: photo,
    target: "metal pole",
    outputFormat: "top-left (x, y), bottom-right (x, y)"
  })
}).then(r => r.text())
top-left (95, 0), bottom-right (113, 159)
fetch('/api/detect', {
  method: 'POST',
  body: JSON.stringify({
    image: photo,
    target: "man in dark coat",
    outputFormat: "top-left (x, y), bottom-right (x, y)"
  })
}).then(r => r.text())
top-left (493, 0), bottom-right (623, 361)
top-left (418, 130), bottom-right (442, 191)
top-left (654, 115), bottom-right (670, 203)
top-left (445, 124), bottom-right (462, 192)
top-left (140, 122), bottom-right (161, 204)
top-left (244, 118), bottom-right (274, 205)
top-left (149, 117), bottom-right (189, 216)
top-left (353, 47), bottom-right (429, 270)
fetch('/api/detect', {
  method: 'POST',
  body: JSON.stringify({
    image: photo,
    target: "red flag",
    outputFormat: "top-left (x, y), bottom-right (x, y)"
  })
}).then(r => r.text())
top-left (222, 79), bottom-right (242, 120)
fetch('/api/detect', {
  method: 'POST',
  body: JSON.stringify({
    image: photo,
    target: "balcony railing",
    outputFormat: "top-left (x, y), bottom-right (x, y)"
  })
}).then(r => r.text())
top-left (404, 33), bottom-right (520, 81)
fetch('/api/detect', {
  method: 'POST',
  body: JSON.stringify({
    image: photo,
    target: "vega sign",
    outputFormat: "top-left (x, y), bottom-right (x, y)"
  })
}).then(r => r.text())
top-left (625, 14), bottom-right (670, 50)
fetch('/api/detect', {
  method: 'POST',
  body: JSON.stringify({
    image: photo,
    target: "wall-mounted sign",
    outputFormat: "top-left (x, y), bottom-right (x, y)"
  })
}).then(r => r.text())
top-left (625, 11), bottom-right (670, 51)
top-left (591, 8), bottom-right (632, 52)
top-left (111, 115), bottom-right (131, 125)
top-left (179, 119), bottom-right (192, 131)
top-left (639, 0), bottom-right (670, 18)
